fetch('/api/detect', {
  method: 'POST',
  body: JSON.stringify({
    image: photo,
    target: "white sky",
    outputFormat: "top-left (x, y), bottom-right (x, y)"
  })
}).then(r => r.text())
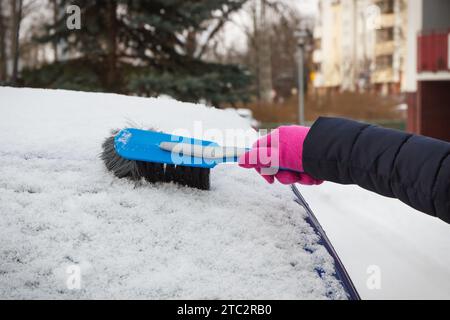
top-left (220, 0), bottom-right (319, 54)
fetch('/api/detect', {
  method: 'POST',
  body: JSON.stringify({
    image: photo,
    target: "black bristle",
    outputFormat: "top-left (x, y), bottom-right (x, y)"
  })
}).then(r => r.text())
top-left (100, 130), bottom-right (211, 190)
top-left (137, 161), bottom-right (165, 183)
top-left (174, 165), bottom-right (187, 185)
top-left (198, 167), bottom-right (210, 190)
top-left (164, 164), bottom-right (176, 183)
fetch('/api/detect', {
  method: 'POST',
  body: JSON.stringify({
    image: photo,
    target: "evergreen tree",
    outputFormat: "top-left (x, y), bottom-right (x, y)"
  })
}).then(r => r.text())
top-left (23, 0), bottom-right (251, 106)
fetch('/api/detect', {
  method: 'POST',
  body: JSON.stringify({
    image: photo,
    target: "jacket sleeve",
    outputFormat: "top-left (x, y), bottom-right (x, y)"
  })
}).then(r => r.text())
top-left (303, 117), bottom-right (450, 224)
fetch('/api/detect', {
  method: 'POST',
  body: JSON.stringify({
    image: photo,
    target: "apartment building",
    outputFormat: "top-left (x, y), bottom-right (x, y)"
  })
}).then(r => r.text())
top-left (312, 0), bottom-right (407, 94)
top-left (403, 0), bottom-right (450, 141)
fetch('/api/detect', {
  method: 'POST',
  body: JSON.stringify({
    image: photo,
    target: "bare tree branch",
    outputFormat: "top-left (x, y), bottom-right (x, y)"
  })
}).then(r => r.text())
top-left (196, 3), bottom-right (244, 60)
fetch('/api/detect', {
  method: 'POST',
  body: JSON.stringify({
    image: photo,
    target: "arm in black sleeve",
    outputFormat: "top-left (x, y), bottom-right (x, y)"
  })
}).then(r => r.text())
top-left (303, 117), bottom-right (450, 224)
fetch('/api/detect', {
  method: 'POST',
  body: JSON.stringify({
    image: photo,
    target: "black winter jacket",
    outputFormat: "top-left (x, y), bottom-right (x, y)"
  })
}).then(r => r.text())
top-left (303, 117), bottom-right (450, 224)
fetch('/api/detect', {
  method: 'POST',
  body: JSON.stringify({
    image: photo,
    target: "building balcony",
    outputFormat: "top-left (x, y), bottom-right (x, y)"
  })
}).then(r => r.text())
top-left (379, 13), bottom-right (395, 29)
top-left (417, 29), bottom-right (450, 73)
top-left (375, 41), bottom-right (395, 56)
top-left (371, 68), bottom-right (394, 83)
top-left (374, 0), bottom-right (394, 15)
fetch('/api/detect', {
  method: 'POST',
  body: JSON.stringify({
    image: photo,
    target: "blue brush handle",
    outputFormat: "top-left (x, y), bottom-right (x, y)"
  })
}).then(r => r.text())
top-left (116, 128), bottom-right (304, 174)
top-left (220, 148), bottom-right (304, 174)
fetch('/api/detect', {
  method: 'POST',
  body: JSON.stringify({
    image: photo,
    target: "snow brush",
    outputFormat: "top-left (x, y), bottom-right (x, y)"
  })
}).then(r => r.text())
top-left (101, 128), bottom-right (300, 190)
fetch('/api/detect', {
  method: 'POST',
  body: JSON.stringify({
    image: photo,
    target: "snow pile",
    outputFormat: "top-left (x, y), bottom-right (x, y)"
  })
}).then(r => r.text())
top-left (0, 87), bottom-right (347, 299)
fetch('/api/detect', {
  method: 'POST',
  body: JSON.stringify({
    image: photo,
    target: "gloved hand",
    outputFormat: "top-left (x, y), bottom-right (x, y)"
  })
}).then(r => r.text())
top-left (238, 126), bottom-right (323, 185)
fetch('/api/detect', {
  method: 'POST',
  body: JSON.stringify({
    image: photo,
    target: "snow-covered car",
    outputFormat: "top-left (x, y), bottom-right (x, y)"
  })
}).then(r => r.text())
top-left (0, 87), bottom-right (348, 300)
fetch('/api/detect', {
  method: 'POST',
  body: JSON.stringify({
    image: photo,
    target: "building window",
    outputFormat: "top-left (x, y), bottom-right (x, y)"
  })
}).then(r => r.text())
top-left (376, 54), bottom-right (394, 69)
top-left (376, 27), bottom-right (394, 42)
top-left (375, 0), bottom-right (394, 14)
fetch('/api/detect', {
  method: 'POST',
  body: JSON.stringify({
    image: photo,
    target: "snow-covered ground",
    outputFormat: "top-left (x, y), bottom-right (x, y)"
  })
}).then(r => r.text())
top-left (300, 181), bottom-right (450, 299)
top-left (0, 87), bottom-right (347, 299)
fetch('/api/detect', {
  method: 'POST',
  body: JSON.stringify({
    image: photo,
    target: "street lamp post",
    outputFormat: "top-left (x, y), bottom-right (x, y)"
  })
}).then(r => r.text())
top-left (295, 28), bottom-right (308, 126)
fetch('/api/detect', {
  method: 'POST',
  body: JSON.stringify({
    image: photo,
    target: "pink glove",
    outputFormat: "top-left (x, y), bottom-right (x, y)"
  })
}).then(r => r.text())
top-left (238, 126), bottom-right (324, 185)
